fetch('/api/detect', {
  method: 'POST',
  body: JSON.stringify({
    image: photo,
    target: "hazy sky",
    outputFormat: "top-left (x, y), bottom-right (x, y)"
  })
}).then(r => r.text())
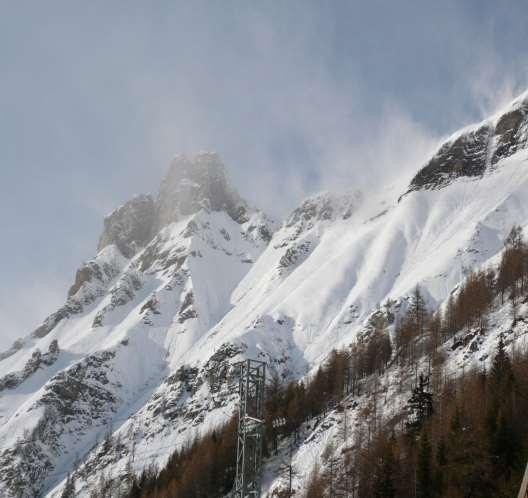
top-left (1, 0), bottom-right (528, 349)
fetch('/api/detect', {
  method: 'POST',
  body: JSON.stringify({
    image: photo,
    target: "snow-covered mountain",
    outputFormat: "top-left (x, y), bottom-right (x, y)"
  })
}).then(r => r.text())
top-left (1, 90), bottom-right (528, 497)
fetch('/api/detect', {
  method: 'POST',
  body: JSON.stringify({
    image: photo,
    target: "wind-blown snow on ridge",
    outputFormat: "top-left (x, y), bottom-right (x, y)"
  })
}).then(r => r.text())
top-left (405, 91), bottom-right (528, 195)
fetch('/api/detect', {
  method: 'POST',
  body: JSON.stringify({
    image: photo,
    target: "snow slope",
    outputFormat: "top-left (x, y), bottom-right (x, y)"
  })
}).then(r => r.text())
top-left (0, 92), bottom-right (528, 497)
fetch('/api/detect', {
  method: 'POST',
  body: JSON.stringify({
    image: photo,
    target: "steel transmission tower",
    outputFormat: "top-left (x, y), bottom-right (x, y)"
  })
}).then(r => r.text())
top-left (519, 458), bottom-right (528, 498)
top-left (234, 359), bottom-right (266, 498)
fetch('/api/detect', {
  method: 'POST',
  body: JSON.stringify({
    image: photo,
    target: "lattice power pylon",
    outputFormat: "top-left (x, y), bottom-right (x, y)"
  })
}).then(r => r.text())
top-left (518, 458), bottom-right (528, 498)
top-left (234, 359), bottom-right (266, 498)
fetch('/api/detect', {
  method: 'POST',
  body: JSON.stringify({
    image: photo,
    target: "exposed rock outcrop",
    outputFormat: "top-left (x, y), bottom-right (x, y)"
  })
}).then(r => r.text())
top-left (155, 152), bottom-right (249, 231)
top-left (492, 101), bottom-right (528, 164)
top-left (97, 153), bottom-right (257, 259)
top-left (406, 93), bottom-right (528, 195)
top-left (97, 194), bottom-right (156, 259)
top-left (33, 253), bottom-right (123, 339)
top-left (0, 340), bottom-right (60, 392)
top-left (408, 124), bottom-right (492, 192)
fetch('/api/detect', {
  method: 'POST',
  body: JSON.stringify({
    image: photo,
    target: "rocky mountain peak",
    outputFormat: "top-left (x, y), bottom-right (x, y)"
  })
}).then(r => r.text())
top-left (404, 91), bottom-right (528, 196)
top-left (97, 153), bottom-right (252, 258)
top-left (155, 152), bottom-right (248, 231)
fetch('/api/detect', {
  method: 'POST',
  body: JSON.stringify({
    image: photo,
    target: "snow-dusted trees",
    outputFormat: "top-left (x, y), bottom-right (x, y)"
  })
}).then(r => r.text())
top-left (406, 373), bottom-right (434, 431)
top-left (409, 286), bottom-right (427, 338)
top-left (346, 311), bottom-right (393, 389)
top-left (441, 225), bottom-right (528, 334)
top-left (450, 269), bottom-right (494, 334)
top-left (366, 312), bottom-right (392, 376)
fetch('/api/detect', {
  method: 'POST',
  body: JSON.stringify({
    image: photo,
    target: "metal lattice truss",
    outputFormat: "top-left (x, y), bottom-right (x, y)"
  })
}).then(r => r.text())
top-left (234, 359), bottom-right (266, 498)
top-left (519, 459), bottom-right (528, 498)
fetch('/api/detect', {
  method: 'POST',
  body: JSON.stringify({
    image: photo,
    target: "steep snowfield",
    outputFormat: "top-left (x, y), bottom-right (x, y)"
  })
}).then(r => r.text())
top-left (198, 148), bottom-right (528, 371)
top-left (1, 92), bottom-right (528, 497)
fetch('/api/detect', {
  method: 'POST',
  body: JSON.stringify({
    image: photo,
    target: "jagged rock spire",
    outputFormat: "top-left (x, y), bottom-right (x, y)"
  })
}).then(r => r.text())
top-left (155, 152), bottom-right (248, 232)
top-left (98, 152), bottom-right (249, 258)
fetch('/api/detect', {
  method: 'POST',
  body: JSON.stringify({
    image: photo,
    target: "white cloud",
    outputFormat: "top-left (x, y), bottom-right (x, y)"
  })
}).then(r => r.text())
top-left (469, 58), bottom-right (528, 119)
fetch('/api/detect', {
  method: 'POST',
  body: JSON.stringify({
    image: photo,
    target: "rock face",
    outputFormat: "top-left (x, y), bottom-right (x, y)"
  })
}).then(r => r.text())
top-left (284, 191), bottom-right (358, 230)
top-left (492, 101), bottom-right (528, 164)
top-left (406, 93), bottom-right (528, 194)
top-left (155, 152), bottom-right (248, 231)
top-left (0, 341), bottom-right (59, 392)
top-left (97, 194), bottom-right (155, 258)
top-left (33, 249), bottom-right (124, 340)
top-left (408, 124), bottom-right (492, 192)
top-left (97, 153), bottom-right (250, 258)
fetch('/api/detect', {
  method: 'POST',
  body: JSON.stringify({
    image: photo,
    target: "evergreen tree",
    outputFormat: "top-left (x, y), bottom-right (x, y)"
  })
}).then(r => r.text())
top-left (416, 432), bottom-right (433, 498)
top-left (434, 439), bottom-right (447, 494)
top-left (410, 286), bottom-right (427, 337)
top-left (490, 334), bottom-right (513, 392)
top-left (485, 337), bottom-right (520, 480)
top-left (406, 373), bottom-right (433, 430)
top-left (444, 294), bottom-right (457, 338)
top-left (498, 225), bottom-right (527, 302)
top-left (373, 438), bottom-right (396, 498)
top-left (368, 311), bottom-right (392, 374)
top-left (490, 409), bottom-right (520, 479)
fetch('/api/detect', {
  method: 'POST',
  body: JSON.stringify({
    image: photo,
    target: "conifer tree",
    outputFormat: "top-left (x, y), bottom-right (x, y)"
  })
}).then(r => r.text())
top-left (434, 439), bottom-right (447, 495)
top-left (406, 373), bottom-right (433, 430)
top-left (373, 438), bottom-right (396, 498)
top-left (487, 335), bottom-right (519, 480)
top-left (410, 286), bottom-right (427, 337)
top-left (416, 432), bottom-right (433, 498)
top-left (489, 334), bottom-right (515, 408)
top-left (490, 409), bottom-right (519, 479)
top-left (443, 293), bottom-right (457, 338)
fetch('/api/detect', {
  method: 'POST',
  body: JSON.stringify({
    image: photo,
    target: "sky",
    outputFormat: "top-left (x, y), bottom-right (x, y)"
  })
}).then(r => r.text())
top-left (1, 0), bottom-right (528, 349)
